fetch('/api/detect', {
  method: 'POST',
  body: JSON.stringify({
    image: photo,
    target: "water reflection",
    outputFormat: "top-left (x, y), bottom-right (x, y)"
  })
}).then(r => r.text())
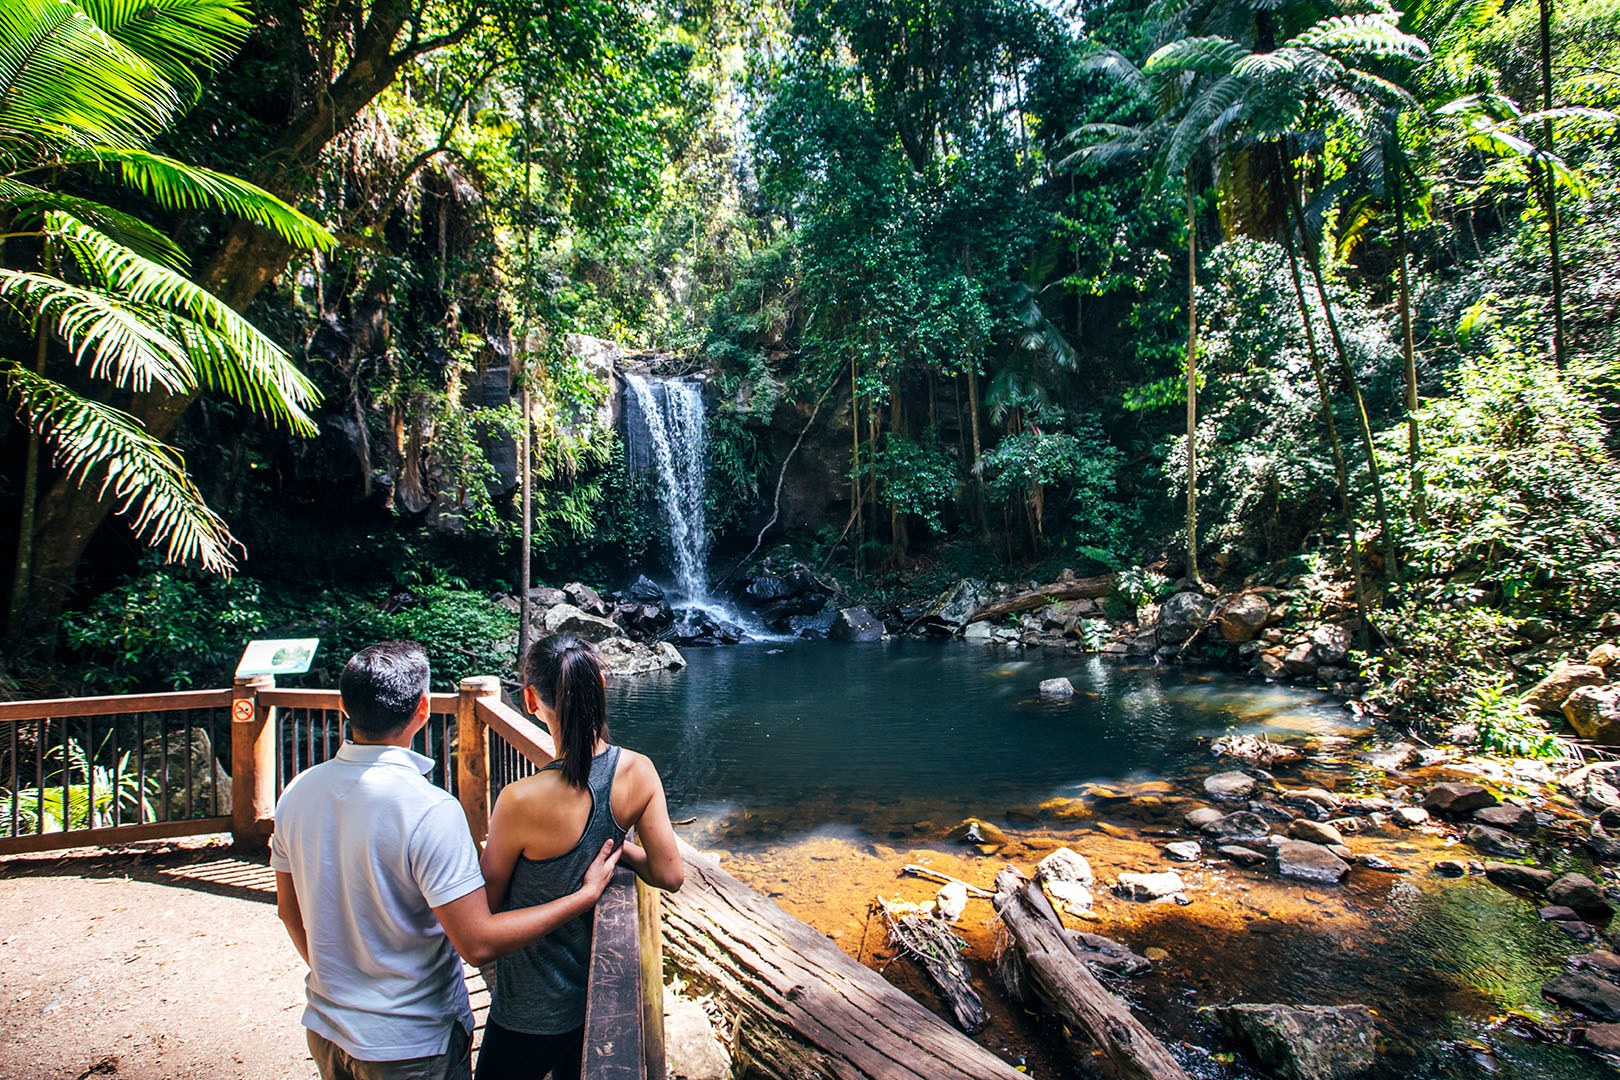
top-left (608, 639), bottom-right (1355, 834)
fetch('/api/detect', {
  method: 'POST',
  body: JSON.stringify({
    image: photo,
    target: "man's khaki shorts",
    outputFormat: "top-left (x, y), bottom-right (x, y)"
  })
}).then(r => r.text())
top-left (306, 1023), bottom-right (472, 1080)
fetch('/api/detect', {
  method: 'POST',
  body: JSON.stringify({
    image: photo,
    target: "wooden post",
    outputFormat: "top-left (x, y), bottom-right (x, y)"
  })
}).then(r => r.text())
top-left (456, 676), bottom-right (498, 843)
top-left (230, 675), bottom-right (276, 850)
top-left (637, 878), bottom-right (665, 1080)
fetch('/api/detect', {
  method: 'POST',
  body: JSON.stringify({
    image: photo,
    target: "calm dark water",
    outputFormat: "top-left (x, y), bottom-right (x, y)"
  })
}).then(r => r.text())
top-left (606, 639), bottom-right (1611, 1080)
top-left (607, 638), bottom-right (1356, 825)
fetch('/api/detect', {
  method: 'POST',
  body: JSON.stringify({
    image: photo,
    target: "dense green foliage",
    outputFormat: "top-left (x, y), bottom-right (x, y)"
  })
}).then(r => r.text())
top-left (1, 0), bottom-right (1616, 731)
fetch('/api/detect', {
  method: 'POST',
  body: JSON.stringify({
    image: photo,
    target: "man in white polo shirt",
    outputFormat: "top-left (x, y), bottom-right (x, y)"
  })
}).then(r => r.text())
top-left (272, 641), bottom-right (620, 1080)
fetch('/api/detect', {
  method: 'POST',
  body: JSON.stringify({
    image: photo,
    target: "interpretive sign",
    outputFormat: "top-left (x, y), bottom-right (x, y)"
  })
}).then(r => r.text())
top-left (236, 638), bottom-right (319, 678)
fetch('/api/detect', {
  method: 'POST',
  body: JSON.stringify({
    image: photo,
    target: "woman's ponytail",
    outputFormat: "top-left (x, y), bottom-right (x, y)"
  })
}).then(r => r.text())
top-left (524, 633), bottom-right (608, 788)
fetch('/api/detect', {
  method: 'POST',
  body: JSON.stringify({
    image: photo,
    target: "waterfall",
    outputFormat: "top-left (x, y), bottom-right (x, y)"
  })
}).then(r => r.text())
top-left (621, 373), bottom-right (710, 602)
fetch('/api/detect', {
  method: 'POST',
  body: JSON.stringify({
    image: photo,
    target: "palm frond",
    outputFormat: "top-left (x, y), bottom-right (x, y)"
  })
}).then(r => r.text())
top-left (0, 176), bottom-right (187, 266)
top-left (0, 269), bottom-right (194, 393)
top-left (0, 0), bottom-right (178, 155)
top-left (90, 148), bottom-right (337, 251)
top-left (46, 211), bottom-right (320, 431)
top-left (73, 0), bottom-right (248, 94)
top-left (3, 362), bottom-right (238, 572)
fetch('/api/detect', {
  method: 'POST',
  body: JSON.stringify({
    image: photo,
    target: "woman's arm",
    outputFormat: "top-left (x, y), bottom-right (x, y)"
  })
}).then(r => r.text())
top-left (620, 756), bottom-right (683, 892)
top-left (480, 787), bottom-right (529, 911)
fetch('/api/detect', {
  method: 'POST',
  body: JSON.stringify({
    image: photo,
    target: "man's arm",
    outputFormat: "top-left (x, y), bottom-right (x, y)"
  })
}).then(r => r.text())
top-left (433, 840), bottom-right (621, 967)
top-left (274, 871), bottom-right (310, 966)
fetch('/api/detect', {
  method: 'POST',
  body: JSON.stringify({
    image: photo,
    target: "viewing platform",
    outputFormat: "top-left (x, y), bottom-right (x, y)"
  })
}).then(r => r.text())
top-left (0, 679), bottom-right (1035, 1080)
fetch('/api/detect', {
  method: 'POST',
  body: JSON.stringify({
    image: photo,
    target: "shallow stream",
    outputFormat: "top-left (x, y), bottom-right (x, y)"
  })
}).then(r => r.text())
top-left (608, 640), bottom-right (1608, 1079)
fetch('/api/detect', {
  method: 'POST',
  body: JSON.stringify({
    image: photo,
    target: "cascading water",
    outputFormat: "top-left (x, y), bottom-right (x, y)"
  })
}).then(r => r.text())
top-left (621, 372), bottom-right (711, 604)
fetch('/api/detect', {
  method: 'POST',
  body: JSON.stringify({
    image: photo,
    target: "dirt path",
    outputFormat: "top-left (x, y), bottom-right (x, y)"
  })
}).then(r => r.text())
top-left (0, 840), bottom-right (490, 1080)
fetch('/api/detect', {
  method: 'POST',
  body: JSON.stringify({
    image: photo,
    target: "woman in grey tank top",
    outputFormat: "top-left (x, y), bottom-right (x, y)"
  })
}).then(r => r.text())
top-left (477, 634), bottom-right (684, 1080)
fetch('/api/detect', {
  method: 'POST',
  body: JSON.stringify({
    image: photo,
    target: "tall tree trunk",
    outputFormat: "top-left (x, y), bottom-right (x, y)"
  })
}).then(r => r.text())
top-left (1284, 159), bottom-right (1402, 587)
top-left (851, 356), bottom-right (862, 580)
top-left (6, 269), bottom-right (52, 640)
top-left (1184, 175), bottom-right (1202, 586)
top-left (1282, 233), bottom-right (1371, 641)
top-left (1392, 173), bottom-right (1425, 525)
top-left (1538, 0), bottom-right (1567, 372)
top-left (966, 365), bottom-right (984, 528)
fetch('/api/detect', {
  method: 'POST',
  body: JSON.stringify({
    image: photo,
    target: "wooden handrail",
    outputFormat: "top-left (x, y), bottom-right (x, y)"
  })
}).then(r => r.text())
top-left (257, 688), bottom-right (459, 713)
top-left (0, 688), bottom-right (232, 722)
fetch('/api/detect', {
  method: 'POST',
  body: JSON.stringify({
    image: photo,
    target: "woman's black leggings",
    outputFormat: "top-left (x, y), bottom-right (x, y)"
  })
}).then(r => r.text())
top-left (475, 1021), bottom-right (584, 1080)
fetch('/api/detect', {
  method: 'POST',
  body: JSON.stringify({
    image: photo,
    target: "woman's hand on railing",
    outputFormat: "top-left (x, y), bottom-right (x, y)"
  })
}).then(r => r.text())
top-left (580, 839), bottom-right (624, 901)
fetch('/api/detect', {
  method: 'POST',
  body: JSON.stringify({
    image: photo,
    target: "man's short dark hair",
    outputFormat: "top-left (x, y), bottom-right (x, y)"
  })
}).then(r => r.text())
top-left (340, 642), bottom-right (430, 739)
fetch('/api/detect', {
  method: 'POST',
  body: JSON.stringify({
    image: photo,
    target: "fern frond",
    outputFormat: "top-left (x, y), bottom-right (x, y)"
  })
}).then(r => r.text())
top-left (91, 148), bottom-right (337, 251)
top-left (1145, 36), bottom-right (1247, 77)
top-left (73, 0), bottom-right (249, 94)
top-left (0, 269), bottom-right (194, 393)
top-left (46, 211), bottom-right (319, 432)
top-left (0, 176), bottom-right (186, 266)
top-left (3, 362), bottom-right (238, 572)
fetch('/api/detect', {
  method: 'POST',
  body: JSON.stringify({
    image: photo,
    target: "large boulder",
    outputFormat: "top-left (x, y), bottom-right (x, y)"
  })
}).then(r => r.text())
top-left (563, 581), bottom-right (610, 616)
top-left (1466, 825), bottom-right (1528, 858)
top-left (529, 585), bottom-right (567, 609)
top-left (1039, 678), bottom-right (1076, 699)
top-left (1561, 761), bottom-right (1620, 813)
top-left (1115, 871), bottom-right (1186, 901)
top-left (625, 575), bottom-right (665, 603)
top-left (542, 603), bottom-right (621, 642)
top-left (1202, 811), bottom-right (1272, 845)
top-left (1159, 591), bottom-right (1216, 645)
top-left (1484, 862), bottom-right (1558, 893)
top-left (1205, 771), bottom-right (1259, 802)
top-left (594, 637), bottom-right (687, 676)
top-left (1525, 662), bottom-right (1607, 714)
top-left (919, 579), bottom-right (987, 635)
top-left (141, 727), bottom-right (231, 822)
top-left (1272, 840), bottom-right (1351, 884)
top-left (1565, 686), bottom-right (1620, 744)
top-left (1422, 783), bottom-right (1498, 818)
top-left (1214, 592), bottom-right (1273, 643)
top-left (1308, 625), bottom-right (1353, 667)
top-left (1202, 1003), bottom-right (1378, 1080)
top-left (1545, 974), bottom-right (1620, 1022)
top-left (1471, 804), bottom-right (1537, 836)
top-left (830, 607), bottom-right (884, 642)
top-left (1547, 874), bottom-right (1614, 919)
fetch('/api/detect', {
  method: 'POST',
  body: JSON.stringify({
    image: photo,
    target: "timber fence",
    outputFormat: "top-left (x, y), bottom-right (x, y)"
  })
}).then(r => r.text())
top-left (0, 676), bottom-right (665, 1079)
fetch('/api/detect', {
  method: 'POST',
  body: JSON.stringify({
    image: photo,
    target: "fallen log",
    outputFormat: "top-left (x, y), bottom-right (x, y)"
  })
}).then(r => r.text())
top-left (992, 866), bottom-right (1190, 1080)
top-left (660, 843), bottom-right (1026, 1080)
top-left (965, 574), bottom-right (1116, 624)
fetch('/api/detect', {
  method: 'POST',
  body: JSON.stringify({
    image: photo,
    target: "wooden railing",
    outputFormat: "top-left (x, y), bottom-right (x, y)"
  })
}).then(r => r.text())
top-left (0, 677), bottom-right (666, 1079)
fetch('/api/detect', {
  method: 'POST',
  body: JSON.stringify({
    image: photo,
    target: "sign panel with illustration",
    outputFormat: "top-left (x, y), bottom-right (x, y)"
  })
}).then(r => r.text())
top-left (236, 638), bottom-right (319, 678)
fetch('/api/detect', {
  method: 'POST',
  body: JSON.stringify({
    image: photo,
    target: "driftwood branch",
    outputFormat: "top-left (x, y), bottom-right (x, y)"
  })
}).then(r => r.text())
top-left (877, 900), bottom-right (987, 1032)
top-left (992, 866), bottom-right (1190, 1080)
top-left (966, 574), bottom-right (1116, 624)
top-left (900, 865), bottom-right (993, 899)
